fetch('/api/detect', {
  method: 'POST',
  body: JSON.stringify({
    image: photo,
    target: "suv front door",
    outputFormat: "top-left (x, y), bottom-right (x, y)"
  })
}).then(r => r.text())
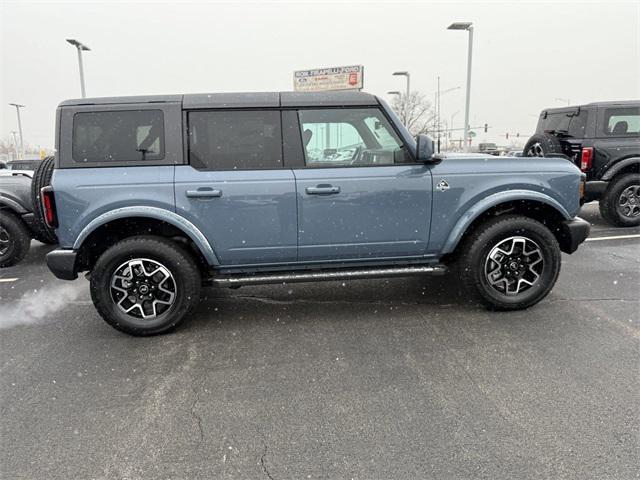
top-left (291, 108), bottom-right (432, 262)
top-left (175, 109), bottom-right (297, 266)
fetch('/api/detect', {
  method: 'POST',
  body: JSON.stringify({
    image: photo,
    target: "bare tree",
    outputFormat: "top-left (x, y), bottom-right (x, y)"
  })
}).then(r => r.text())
top-left (389, 91), bottom-right (441, 136)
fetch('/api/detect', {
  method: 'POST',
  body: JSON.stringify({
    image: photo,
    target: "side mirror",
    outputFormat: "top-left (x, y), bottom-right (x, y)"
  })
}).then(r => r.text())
top-left (416, 134), bottom-right (436, 162)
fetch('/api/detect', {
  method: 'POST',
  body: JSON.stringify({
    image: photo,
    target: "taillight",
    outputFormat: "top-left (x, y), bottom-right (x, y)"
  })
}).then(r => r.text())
top-left (40, 186), bottom-right (58, 229)
top-left (580, 147), bottom-right (594, 171)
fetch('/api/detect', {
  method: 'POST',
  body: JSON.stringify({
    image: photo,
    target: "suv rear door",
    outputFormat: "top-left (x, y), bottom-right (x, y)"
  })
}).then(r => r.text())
top-left (288, 107), bottom-right (432, 262)
top-left (592, 105), bottom-right (640, 178)
top-left (175, 109), bottom-right (297, 266)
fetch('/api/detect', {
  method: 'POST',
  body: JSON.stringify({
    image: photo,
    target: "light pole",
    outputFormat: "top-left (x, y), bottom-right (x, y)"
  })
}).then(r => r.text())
top-left (8, 103), bottom-right (25, 160)
top-left (387, 90), bottom-right (405, 124)
top-left (448, 22), bottom-right (474, 151)
top-left (66, 39), bottom-right (91, 98)
top-left (10, 131), bottom-right (19, 160)
top-left (392, 71), bottom-right (410, 99)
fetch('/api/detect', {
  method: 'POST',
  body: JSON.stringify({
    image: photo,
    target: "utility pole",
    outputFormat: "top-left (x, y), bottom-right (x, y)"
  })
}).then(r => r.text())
top-left (8, 103), bottom-right (25, 160)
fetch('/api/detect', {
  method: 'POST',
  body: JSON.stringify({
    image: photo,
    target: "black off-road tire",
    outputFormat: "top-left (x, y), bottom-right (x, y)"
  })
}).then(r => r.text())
top-left (523, 133), bottom-right (564, 158)
top-left (30, 156), bottom-right (58, 244)
top-left (599, 174), bottom-right (640, 227)
top-left (457, 215), bottom-right (561, 310)
top-left (90, 236), bottom-right (201, 336)
top-left (0, 211), bottom-right (31, 268)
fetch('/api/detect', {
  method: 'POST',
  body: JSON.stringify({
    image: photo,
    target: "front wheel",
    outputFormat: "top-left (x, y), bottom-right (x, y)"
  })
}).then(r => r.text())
top-left (90, 236), bottom-right (201, 336)
top-left (457, 215), bottom-right (561, 310)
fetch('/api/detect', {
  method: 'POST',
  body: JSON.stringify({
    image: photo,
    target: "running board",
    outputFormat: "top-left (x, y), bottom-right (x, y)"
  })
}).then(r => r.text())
top-left (211, 264), bottom-right (447, 287)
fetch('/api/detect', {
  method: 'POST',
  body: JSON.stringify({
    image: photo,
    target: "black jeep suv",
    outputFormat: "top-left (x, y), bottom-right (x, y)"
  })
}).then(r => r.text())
top-left (524, 101), bottom-right (639, 227)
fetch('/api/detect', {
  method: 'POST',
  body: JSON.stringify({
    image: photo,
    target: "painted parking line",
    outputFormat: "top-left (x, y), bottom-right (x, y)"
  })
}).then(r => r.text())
top-left (0, 278), bottom-right (19, 283)
top-left (586, 234), bottom-right (640, 242)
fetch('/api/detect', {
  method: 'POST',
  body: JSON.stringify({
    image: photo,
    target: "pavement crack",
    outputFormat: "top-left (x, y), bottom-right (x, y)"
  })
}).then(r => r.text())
top-left (260, 443), bottom-right (275, 480)
top-left (190, 378), bottom-right (205, 446)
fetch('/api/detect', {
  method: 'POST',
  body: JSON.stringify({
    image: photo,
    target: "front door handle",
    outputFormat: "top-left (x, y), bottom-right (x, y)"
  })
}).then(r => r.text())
top-left (186, 188), bottom-right (222, 198)
top-left (306, 185), bottom-right (341, 195)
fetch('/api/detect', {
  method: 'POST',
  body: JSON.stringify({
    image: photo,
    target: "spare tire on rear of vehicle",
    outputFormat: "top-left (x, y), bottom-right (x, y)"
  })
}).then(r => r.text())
top-left (523, 133), bottom-right (564, 158)
top-left (30, 156), bottom-right (58, 245)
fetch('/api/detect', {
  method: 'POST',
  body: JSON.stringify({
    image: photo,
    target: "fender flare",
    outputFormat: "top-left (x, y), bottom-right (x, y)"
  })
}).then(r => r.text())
top-left (0, 196), bottom-right (28, 214)
top-left (73, 206), bottom-right (220, 265)
top-left (601, 157), bottom-right (640, 181)
top-left (441, 190), bottom-right (572, 254)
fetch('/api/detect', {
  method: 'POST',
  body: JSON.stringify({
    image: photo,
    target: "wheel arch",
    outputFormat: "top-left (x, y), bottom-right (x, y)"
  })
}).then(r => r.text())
top-left (73, 206), bottom-right (219, 271)
top-left (0, 196), bottom-right (29, 215)
top-left (442, 192), bottom-right (573, 257)
top-left (601, 157), bottom-right (640, 181)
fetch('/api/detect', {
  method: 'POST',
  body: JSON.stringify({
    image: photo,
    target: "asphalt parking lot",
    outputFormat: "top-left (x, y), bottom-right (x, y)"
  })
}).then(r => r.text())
top-left (1, 202), bottom-right (638, 480)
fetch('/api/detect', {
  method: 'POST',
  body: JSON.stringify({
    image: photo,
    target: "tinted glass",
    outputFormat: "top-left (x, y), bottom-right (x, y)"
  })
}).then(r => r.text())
top-left (73, 110), bottom-right (164, 163)
top-left (188, 110), bottom-right (282, 170)
top-left (568, 111), bottom-right (588, 138)
top-left (298, 108), bottom-right (406, 167)
top-left (602, 107), bottom-right (640, 136)
top-left (539, 112), bottom-right (571, 132)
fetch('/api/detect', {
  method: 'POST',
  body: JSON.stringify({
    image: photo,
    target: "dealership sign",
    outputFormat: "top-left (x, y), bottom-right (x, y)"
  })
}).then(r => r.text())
top-left (293, 65), bottom-right (364, 92)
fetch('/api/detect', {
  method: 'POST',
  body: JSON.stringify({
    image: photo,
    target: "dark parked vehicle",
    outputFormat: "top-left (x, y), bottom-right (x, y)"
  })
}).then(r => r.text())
top-left (524, 101), bottom-right (640, 226)
top-left (0, 158), bottom-right (58, 267)
top-left (44, 91), bottom-right (588, 336)
top-left (478, 142), bottom-right (500, 156)
top-left (6, 159), bottom-right (41, 172)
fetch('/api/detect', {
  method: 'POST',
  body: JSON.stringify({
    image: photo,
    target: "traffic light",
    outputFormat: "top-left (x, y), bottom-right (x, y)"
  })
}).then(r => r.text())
top-left (506, 133), bottom-right (509, 139)
top-left (484, 123), bottom-right (488, 133)
top-left (517, 133), bottom-right (520, 138)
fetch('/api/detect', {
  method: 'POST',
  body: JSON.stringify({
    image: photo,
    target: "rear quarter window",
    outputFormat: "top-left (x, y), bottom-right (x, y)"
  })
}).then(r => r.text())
top-left (72, 110), bottom-right (165, 163)
top-left (601, 107), bottom-right (640, 137)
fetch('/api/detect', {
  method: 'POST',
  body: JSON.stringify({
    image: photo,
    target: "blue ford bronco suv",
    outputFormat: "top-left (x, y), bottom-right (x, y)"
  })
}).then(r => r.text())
top-left (42, 91), bottom-right (589, 336)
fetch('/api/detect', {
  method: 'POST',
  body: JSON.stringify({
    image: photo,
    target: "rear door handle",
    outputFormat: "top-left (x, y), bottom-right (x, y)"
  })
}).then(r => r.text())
top-left (186, 188), bottom-right (222, 198)
top-left (305, 185), bottom-right (341, 195)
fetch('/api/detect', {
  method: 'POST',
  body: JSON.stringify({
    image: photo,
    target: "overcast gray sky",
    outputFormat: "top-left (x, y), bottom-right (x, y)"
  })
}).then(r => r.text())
top-left (1, 0), bottom-right (639, 148)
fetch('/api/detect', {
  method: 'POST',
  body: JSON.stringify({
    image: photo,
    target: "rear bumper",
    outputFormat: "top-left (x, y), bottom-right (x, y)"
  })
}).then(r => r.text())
top-left (584, 180), bottom-right (608, 202)
top-left (558, 217), bottom-right (590, 254)
top-left (46, 249), bottom-right (79, 280)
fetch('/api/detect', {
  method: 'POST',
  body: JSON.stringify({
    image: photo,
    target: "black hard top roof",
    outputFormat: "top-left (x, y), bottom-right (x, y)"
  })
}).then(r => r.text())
top-left (542, 100), bottom-right (640, 114)
top-left (59, 91), bottom-right (380, 108)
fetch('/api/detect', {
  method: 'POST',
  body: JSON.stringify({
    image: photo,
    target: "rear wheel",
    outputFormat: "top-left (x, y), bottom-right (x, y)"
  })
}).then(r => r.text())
top-left (599, 174), bottom-right (640, 227)
top-left (90, 236), bottom-right (201, 336)
top-left (30, 156), bottom-right (58, 244)
top-left (457, 215), bottom-right (561, 310)
top-left (0, 211), bottom-right (31, 268)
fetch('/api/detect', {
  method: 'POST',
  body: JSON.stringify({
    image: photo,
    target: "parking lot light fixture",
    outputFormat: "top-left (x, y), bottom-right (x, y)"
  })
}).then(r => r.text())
top-left (66, 39), bottom-right (91, 98)
top-left (392, 71), bottom-right (410, 99)
top-left (8, 103), bottom-right (25, 160)
top-left (447, 22), bottom-right (474, 151)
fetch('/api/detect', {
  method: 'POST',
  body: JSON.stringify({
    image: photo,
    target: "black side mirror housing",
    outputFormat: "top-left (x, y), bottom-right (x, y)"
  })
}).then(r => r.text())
top-left (416, 134), bottom-right (439, 163)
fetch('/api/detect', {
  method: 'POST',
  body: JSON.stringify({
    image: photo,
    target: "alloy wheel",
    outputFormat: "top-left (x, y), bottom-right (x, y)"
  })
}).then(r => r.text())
top-left (526, 142), bottom-right (545, 157)
top-left (617, 185), bottom-right (640, 219)
top-left (0, 225), bottom-right (10, 256)
top-left (110, 258), bottom-right (176, 319)
top-left (484, 236), bottom-right (544, 295)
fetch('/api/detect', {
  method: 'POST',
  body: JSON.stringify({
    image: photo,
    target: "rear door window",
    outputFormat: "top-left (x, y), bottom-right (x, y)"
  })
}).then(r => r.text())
top-left (73, 110), bottom-right (164, 163)
top-left (188, 110), bottom-right (282, 170)
top-left (601, 107), bottom-right (640, 136)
